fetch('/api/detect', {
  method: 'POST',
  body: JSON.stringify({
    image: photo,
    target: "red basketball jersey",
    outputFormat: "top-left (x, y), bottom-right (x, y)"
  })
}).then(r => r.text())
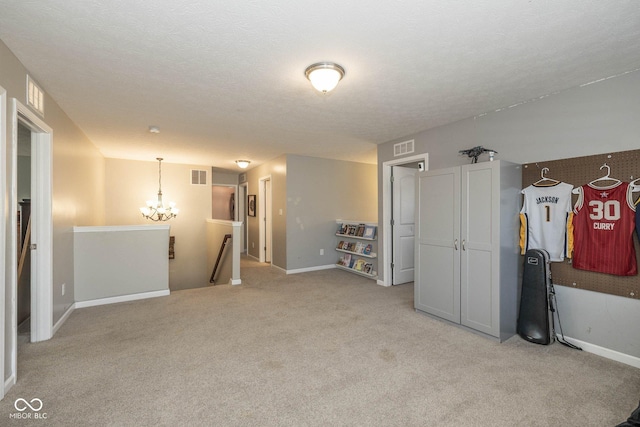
top-left (572, 182), bottom-right (637, 276)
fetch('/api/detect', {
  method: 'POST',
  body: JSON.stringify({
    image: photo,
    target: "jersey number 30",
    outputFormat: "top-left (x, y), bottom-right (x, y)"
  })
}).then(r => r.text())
top-left (588, 200), bottom-right (620, 221)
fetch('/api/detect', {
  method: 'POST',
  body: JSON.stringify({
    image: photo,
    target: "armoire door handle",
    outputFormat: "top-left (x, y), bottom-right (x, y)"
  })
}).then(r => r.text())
top-left (454, 239), bottom-right (458, 250)
top-left (462, 240), bottom-right (466, 251)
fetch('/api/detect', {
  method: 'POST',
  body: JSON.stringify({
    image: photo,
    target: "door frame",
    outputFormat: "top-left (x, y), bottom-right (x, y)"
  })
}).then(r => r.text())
top-left (11, 99), bottom-right (53, 345)
top-left (258, 175), bottom-right (272, 263)
top-left (0, 85), bottom-right (6, 399)
top-left (239, 182), bottom-right (248, 252)
top-left (381, 153), bottom-right (428, 286)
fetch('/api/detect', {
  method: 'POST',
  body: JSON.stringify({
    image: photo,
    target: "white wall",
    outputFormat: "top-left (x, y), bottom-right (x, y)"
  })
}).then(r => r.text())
top-left (104, 158), bottom-right (212, 291)
top-left (377, 69), bottom-right (640, 359)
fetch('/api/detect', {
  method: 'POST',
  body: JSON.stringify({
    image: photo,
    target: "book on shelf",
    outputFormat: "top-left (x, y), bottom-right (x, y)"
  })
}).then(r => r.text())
top-left (337, 240), bottom-right (345, 250)
top-left (355, 224), bottom-right (365, 237)
top-left (363, 225), bottom-right (377, 239)
top-left (354, 259), bottom-right (366, 271)
top-left (364, 263), bottom-right (373, 274)
top-left (354, 242), bottom-right (365, 254)
top-left (340, 254), bottom-right (352, 267)
top-left (363, 244), bottom-right (372, 255)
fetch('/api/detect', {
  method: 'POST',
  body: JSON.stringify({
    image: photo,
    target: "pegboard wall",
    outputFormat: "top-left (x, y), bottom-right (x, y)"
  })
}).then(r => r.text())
top-left (522, 149), bottom-right (640, 300)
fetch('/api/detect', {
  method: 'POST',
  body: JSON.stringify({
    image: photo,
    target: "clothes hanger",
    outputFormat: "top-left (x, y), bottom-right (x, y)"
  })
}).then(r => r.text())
top-left (532, 167), bottom-right (560, 187)
top-left (630, 177), bottom-right (640, 206)
top-left (572, 163), bottom-right (622, 194)
top-left (588, 163), bottom-right (621, 187)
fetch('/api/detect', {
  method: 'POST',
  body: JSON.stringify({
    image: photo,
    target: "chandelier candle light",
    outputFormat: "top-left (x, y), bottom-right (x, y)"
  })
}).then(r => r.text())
top-left (140, 158), bottom-right (179, 221)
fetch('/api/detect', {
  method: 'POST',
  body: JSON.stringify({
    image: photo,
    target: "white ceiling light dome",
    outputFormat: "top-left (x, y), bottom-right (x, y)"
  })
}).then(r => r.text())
top-left (305, 62), bottom-right (345, 93)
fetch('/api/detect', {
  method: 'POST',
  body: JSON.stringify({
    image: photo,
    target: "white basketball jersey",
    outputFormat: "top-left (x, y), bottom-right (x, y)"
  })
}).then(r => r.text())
top-left (519, 182), bottom-right (574, 262)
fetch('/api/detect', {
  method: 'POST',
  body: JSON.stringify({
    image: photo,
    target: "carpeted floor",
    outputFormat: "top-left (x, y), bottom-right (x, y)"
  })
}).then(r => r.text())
top-left (1, 256), bottom-right (638, 426)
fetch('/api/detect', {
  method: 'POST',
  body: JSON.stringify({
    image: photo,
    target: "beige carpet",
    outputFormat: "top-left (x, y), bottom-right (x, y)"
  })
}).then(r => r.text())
top-left (1, 257), bottom-right (638, 426)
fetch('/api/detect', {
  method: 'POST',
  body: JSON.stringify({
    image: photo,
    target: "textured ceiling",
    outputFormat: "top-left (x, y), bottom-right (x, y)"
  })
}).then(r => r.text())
top-left (1, 1), bottom-right (639, 170)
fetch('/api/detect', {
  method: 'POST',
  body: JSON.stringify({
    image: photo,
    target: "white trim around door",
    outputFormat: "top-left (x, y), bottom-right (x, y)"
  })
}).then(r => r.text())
top-left (381, 153), bottom-right (429, 287)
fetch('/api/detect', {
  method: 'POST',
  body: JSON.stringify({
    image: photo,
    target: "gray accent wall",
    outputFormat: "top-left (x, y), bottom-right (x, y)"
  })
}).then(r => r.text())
top-left (286, 155), bottom-right (377, 271)
top-left (377, 69), bottom-right (640, 358)
top-left (244, 154), bottom-right (377, 272)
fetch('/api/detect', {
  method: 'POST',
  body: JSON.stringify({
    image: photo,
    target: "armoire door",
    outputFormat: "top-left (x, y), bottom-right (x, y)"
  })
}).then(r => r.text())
top-left (460, 162), bottom-right (498, 336)
top-left (415, 167), bottom-right (460, 323)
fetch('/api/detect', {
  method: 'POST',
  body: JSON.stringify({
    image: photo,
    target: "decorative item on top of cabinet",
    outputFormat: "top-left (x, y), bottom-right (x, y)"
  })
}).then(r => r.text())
top-left (335, 220), bottom-right (377, 279)
top-left (414, 160), bottom-right (522, 341)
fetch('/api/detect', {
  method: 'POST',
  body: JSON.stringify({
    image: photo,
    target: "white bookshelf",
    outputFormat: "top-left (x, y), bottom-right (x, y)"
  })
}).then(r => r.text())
top-left (335, 220), bottom-right (378, 279)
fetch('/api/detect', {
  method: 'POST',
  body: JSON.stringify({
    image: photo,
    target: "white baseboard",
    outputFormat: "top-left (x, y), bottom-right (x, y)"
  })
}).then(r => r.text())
top-left (230, 278), bottom-right (242, 285)
top-left (377, 279), bottom-right (390, 287)
top-left (559, 335), bottom-right (640, 369)
top-left (75, 289), bottom-right (170, 309)
top-left (4, 374), bottom-right (16, 395)
top-left (269, 264), bottom-right (286, 274)
top-left (52, 303), bottom-right (75, 336)
top-left (286, 264), bottom-right (335, 275)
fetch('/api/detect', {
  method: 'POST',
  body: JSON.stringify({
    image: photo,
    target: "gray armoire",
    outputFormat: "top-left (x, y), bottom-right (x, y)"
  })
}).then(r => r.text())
top-left (414, 160), bottom-right (521, 341)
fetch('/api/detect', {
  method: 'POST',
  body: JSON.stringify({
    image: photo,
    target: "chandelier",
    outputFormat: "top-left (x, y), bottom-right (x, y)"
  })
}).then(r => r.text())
top-left (139, 158), bottom-right (179, 221)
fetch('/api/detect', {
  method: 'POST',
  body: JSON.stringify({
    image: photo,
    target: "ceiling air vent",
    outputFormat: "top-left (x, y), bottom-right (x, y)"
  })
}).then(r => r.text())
top-left (26, 75), bottom-right (44, 116)
top-left (191, 169), bottom-right (207, 185)
top-left (394, 139), bottom-right (414, 157)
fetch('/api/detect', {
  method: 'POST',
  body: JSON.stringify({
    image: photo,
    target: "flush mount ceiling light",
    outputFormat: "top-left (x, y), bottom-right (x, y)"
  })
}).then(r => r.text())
top-left (235, 160), bottom-right (251, 169)
top-left (148, 125), bottom-right (160, 134)
top-left (305, 62), bottom-right (345, 93)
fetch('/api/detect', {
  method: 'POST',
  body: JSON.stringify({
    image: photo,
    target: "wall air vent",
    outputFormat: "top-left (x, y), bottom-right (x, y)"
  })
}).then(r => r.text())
top-left (191, 169), bottom-right (207, 185)
top-left (26, 75), bottom-right (45, 116)
top-left (394, 139), bottom-right (414, 157)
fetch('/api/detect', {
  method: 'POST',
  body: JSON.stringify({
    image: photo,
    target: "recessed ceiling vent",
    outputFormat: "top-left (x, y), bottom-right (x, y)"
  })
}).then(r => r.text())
top-left (191, 169), bottom-right (207, 185)
top-left (26, 75), bottom-right (44, 116)
top-left (394, 139), bottom-right (414, 157)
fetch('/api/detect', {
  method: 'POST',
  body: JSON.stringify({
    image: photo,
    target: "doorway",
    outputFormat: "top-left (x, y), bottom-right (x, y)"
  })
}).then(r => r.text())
top-left (258, 176), bottom-right (272, 263)
top-left (239, 183), bottom-right (248, 253)
top-left (17, 123), bottom-right (32, 342)
top-left (4, 99), bottom-right (54, 398)
top-left (211, 185), bottom-right (237, 221)
top-left (382, 153), bottom-right (429, 286)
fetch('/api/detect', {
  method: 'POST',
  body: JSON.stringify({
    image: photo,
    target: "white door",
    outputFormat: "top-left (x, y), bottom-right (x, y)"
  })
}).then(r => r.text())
top-left (239, 184), bottom-right (247, 252)
top-left (392, 166), bottom-right (416, 285)
top-left (415, 167), bottom-right (461, 323)
top-left (264, 179), bottom-right (272, 263)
